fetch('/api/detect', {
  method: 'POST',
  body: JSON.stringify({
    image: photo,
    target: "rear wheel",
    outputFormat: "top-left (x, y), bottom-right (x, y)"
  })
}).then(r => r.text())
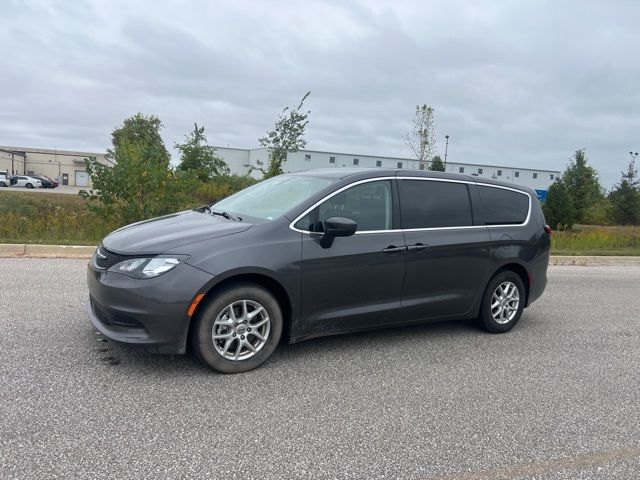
top-left (478, 271), bottom-right (525, 333)
top-left (26, 183), bottom-right (33, 188)
top-left (0, 181), bottom-right (6, 187)
top-left (191, 283), bottom-right (283, 373)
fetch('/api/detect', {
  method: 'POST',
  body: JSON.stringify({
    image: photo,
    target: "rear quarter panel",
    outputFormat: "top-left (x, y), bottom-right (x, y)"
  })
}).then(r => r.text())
top-left (474, 184), bottom-right (550, 306)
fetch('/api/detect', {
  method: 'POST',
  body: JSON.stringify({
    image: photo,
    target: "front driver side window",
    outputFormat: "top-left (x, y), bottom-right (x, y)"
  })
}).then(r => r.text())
top-left (296, 180), bottom-right (393, 232)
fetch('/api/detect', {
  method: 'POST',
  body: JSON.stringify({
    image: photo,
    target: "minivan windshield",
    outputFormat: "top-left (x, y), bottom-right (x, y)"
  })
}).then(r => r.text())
top-left (213, 175), bottom-right (336, 220)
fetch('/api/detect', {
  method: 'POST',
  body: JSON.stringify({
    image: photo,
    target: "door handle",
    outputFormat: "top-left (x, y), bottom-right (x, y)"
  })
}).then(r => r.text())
top-left (382, 245), bottom-right (407, 254)
top-left (407, 243), bottom-right (429, 252)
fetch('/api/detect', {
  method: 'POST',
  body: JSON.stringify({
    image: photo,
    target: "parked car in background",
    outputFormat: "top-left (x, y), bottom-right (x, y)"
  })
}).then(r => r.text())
top-left (0, 173), bottom-right (10, 187)
top-left (87, 168), bottom-right (551, 374)
top-left (33, 175), bottom-right (56, 188)
top-left (14, 176), bottom-right (42, 188)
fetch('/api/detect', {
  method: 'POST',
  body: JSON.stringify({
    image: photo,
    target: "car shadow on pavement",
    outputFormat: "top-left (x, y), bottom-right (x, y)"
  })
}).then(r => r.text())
top-left (90, 317), bottom-right (488, 375)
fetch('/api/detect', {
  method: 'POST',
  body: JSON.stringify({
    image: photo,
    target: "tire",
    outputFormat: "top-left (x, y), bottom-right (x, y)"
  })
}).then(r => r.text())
top-left (478, 270), bottom-right (525, 333)
top-left (191, 283), bottom-right (283, 373)
top-left (26, 183), bottom-right (33, 188)
top-left (0, 181), bottom-right (6, 187)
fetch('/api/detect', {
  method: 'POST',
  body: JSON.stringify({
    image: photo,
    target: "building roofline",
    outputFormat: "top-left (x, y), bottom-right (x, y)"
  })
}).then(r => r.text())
top-left (0, 145), bottom-right (107, 157)
top-left (214, 145), bottom-right (561, 174)
top-left (0, 147), bottom-right (27, 157)
top-left (446, 161), bottom-right (560, 174)
top-left (214, 145), bottom-right (267, 152)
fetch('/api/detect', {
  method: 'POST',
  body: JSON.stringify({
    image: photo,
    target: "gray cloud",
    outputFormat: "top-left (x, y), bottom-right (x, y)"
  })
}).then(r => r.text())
top-left (1, 0), bottom-right (639, 187)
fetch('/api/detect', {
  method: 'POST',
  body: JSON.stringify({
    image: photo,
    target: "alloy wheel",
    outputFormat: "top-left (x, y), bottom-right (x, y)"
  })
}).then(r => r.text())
top-left (490, 281), bottom-right (520, 324)
top-left (212, 300), bottom-right (271, 361)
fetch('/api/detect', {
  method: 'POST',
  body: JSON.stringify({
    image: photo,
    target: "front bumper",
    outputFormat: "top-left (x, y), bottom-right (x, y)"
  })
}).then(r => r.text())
top-left (86, 262), bottom-right (214, 354)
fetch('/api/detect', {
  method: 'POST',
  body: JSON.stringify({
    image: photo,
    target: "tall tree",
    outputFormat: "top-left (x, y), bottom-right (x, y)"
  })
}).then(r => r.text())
top-left (176, 123), bottom-right (229, 181)
top-left (80, 113), bottom-right (193, 225)
top-left (111, 113), bottom-right (171, 165)
top-left (608, 159), bottom-right (640, 225)
top-left (254, 91), bottom-right (311, 178)
top-left (404, 104), bottom-right (436, 170)
top-left (429, 155), bottom-right (445, 172)
top-left (561, 149), bottom-right (603, 223)
top-left (543, 179), bottom-right (577, 230)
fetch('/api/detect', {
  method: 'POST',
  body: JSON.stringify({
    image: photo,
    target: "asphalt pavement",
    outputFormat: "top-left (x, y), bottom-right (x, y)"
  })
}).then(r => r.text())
top-left (1, 259), bottom-right (639, 479)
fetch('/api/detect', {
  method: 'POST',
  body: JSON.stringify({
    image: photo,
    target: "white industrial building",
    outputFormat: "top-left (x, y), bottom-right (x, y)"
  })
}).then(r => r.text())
top-left (215, 146), bottom-right (560, 200)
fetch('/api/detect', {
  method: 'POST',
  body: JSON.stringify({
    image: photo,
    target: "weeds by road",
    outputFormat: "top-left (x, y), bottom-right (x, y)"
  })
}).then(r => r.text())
top-left (0, 176), bottom-right (255, 245)
top-left (0, 190), bottom-right (115, 245)
top-left (552, 224), bottom-right (640, 256)
top-left (2, 189), bottom-right (640, 253)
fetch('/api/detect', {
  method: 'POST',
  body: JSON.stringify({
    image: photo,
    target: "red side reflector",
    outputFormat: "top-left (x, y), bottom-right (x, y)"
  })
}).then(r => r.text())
top-left (187, 293), bottom-right (205, 317)
top-left (544, 224), bottom-right (552, 235)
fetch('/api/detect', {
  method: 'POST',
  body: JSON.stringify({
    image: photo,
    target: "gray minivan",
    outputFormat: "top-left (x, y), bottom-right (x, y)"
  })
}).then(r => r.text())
top-left (87, 169), bottom-right (551, 373)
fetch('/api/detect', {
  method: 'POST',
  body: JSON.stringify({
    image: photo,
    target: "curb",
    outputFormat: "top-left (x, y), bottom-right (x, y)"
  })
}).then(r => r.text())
top-left (549, 255), bottom-right (640, 266)
top-left (0, 243), bottom-right (96, 258)
top-left (1, 244), bottom-right (640, 265)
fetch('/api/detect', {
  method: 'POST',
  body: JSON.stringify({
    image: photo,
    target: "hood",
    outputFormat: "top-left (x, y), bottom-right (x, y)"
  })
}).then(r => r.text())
top-left (102, 210), bottom-right (252, 254)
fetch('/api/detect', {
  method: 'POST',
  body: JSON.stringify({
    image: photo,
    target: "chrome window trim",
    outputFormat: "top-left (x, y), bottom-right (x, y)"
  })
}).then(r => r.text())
top-left (289, 177), bottom-right (396, 234)
top-left (288, 176), bottom-right (532, 235)
top-left (475, 182), bottom-right (532, 227)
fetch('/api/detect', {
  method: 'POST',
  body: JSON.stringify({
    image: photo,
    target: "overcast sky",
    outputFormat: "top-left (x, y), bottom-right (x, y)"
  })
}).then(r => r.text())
top-left (2, 1), bottom-right (639, 187)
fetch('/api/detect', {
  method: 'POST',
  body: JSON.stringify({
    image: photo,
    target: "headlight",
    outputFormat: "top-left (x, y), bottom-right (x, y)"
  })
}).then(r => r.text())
top-left (109, 256), bottom-right (188, 278)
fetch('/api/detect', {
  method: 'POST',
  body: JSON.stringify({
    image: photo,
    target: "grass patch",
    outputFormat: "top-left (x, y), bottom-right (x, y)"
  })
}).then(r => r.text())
top-left (0, 190), bottom-right (118, 245)
top-left (2, 189), bottom-right (640, 254)
top-left (0, 175), bottom-right (256, 246)
top-left (551, 224), bottom-right (640, 255)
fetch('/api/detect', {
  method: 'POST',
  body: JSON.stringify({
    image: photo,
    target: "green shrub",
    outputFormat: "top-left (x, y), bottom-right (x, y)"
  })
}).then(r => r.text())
top-left (582, 199), bottom-right (614, 226)
top-left (1, 175), bottom-right (257, 245)
top-left (194, 175), bottom-right (258, 205)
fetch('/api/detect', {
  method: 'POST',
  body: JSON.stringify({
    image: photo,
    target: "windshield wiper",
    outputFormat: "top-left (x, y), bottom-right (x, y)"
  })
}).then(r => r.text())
top-left (211, 210), bottom-right (235, 221)
top-left (209, 207), bottom-right (242, 222)
top-left (195, 205), bottom-right (242, 222)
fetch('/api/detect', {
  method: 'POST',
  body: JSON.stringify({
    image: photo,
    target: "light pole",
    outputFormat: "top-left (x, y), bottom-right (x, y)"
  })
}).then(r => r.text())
top-left (444, 135), bottom-right (449, 169)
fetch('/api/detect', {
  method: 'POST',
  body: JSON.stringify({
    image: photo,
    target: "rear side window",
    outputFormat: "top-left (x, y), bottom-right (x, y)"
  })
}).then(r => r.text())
top-left (398, 180), bottom-right (473, 229)
top-left (478, 186), bottom-right (530, 225)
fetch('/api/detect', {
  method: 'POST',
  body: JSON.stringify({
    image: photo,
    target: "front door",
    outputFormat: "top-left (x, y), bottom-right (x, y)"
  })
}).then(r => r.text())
top-left (398, 178), bottom-right (491, 320)
top-left (297, 179), bottom-right (406, 336)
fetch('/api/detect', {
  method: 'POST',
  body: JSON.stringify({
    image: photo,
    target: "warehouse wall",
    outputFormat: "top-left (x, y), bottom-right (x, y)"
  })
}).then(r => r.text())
top-left (215, 146), bottom-right (560, 194)
top-left (0, 149), bottom-right (25, 175)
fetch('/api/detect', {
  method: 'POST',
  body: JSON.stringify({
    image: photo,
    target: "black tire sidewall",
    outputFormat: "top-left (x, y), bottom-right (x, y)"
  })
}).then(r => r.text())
top-left (480, 271), bottom-right (525, 333)
top-left (192, 283), bottom-right (283, 374)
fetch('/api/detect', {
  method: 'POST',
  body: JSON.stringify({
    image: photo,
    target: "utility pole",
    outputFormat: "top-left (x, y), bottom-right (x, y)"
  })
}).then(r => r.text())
top-left (444, 135), bottom-right (450, 169)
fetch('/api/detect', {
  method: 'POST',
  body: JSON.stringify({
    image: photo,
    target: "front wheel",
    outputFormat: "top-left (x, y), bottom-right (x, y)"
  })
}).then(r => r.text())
top-left (478, 271), bottom-right (525, 333)
top-left (26, 183), bottom-right (33, 188)
top-left (191, 283), bottom-right (283, 373)
top-left (0, 181), bottom-right (6, 187)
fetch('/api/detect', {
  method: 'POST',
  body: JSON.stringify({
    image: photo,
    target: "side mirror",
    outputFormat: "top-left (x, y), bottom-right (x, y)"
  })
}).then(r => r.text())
top-left (320, 217), bottom-right (357, 248)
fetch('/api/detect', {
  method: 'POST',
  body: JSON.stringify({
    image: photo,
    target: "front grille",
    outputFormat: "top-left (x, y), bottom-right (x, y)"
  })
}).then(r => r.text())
top-left (90, 296), bottom-right (145, 329)
top-left (94, 245), bottom-right (133, 270)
